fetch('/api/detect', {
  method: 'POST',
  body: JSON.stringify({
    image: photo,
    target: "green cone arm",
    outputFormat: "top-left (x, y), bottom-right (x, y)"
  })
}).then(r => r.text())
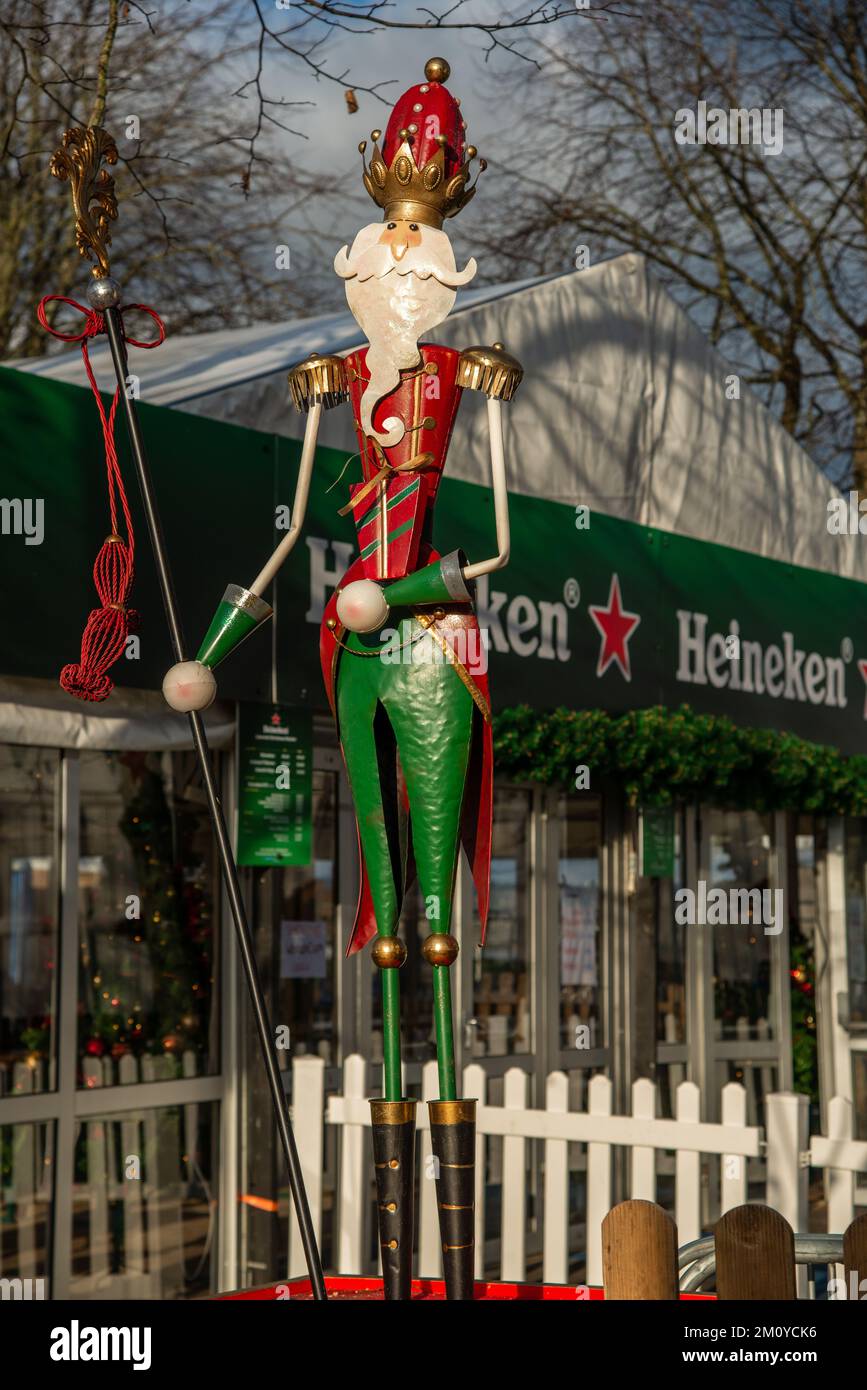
top-left (384, 550), bottom-right (471, 609)
top-left (195, 584), bottom-right (273, 670)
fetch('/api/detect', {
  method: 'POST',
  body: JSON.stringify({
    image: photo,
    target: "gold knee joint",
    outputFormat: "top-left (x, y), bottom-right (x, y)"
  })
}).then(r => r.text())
top-left (371, 935), bottom-right (407, 968)
top-left (422, 933), bottom-right (459, 967)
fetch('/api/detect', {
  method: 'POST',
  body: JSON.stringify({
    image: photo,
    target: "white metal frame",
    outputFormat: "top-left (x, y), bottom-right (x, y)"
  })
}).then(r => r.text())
top-left (0, 746), bottom-right (229, 1298)
top-left (816, 817), bottom-right (867, 1163)
top-left (689, 803), bottom-right (793, 1121)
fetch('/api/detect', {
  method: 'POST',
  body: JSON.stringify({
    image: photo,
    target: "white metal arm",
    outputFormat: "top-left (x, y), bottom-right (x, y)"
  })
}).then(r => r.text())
top-left (461, 396), bottom-right (510, 581)
top-left (249, 402), bottom-right (323, 596)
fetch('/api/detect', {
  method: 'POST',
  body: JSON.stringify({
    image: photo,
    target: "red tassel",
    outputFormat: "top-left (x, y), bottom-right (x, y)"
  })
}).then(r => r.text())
top-left (37, 296), bottom-right (164, 705)
top-left (60, 535), bottom-right (136, 702)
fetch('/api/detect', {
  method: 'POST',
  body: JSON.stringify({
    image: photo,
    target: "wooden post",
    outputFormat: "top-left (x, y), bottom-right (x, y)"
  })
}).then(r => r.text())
top-left (602, 1200), bottom-right (679, 1300)
top-left (715, 1204), bottom-right (796, 1299)
top-left (843, 1211), bottom-right (867, 1301)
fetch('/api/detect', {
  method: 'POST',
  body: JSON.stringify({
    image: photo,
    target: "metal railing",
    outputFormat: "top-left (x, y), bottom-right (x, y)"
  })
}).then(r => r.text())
top-left (679, 1234), bottom-right (844, 1295)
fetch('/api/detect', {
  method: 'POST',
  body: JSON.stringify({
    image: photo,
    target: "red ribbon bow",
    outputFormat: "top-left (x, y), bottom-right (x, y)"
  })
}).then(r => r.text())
top-left (37, 295), bottom-right (166, 702)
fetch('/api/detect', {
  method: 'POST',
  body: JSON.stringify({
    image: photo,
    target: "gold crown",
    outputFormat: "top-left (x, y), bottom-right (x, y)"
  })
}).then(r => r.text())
top-left (358, 133), bottom-right (485, 229)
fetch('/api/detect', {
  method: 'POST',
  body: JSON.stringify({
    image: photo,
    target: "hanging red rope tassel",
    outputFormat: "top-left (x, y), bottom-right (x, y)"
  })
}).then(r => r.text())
top-left (37, 295), bottom-right (165, 702)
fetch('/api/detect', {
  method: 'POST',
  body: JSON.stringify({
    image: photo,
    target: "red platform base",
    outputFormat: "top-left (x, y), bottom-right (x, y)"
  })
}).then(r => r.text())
top-left (219, 1276), bottom-right (594, 1300)
top-left (217, 1276), bottom-right (713, 1301)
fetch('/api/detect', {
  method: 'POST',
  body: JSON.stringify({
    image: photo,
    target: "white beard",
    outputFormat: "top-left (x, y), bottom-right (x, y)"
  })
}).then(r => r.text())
top-left (336, 223), bottom-right (476, 447)
top-left (345, 273), bottom-right (456, 445)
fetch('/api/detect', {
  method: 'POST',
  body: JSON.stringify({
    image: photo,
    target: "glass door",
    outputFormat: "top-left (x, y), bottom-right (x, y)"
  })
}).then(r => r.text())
top-left (0, 745), bottom-right (60, 1290)
top-left (553, 791), bottom-right (605, 1074)
top-left (467, 787), bottom-right (534, 1068)
top-left (699, 807), bottom-right (790, 1125)
top-left (0, 745), bottom-right (224, 1301)
top-left (842, 819), bottom-right (867, 1139)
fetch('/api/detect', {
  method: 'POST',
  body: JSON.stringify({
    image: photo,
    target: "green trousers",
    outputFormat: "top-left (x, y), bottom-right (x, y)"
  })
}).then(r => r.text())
top-left (336, 612), bottom-right (474, 1100)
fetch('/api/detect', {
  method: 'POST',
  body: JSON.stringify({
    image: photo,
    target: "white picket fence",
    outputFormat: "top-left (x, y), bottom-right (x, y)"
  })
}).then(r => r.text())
top-left (3, 1051), bottom-right (199, 1297)
top-left (6, 1049), bottom-right (867, 1293)
top-left (288, 1054), bottom-right (867, 1286)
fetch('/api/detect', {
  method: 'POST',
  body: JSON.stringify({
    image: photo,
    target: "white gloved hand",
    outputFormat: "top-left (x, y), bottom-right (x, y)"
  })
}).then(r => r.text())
top-left (162, 660), bottom-right (217, 712)
top-left (335, 579), bottom-right (390, 633)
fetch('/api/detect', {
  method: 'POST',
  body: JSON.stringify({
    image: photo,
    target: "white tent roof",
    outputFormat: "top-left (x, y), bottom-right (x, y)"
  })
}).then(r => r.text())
top-left (12, 254), bottom-right (861, 582)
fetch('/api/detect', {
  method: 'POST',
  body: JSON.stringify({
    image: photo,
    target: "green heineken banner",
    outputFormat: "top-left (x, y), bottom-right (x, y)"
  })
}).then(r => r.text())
top-left (236, 702), bottom-right (312, 867)
top-left (4, 367), bottom-right (867, 755)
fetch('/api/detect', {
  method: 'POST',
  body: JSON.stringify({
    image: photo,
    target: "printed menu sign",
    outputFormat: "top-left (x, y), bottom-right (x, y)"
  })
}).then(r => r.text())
top-left (640, 804), bottom-right (675, 879)
top-left (236, 703), bottom-right (312, 867)
top-left (280, 920), bottom-right (327, 979)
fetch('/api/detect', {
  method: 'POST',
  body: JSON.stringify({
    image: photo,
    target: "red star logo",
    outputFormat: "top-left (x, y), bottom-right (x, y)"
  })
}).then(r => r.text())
top-left (271, 713), bottom-right (282, 726)
top-left (589, 574), bottom-right (641, 681)
top-left (858, 660), bottom-right (867, 718)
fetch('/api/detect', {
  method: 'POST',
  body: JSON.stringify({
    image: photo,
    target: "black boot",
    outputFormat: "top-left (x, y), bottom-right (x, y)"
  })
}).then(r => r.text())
top-left (428, 1099), bottom-right (476, 1300)
top-left (370, 1099), bottom-right (417, 1300)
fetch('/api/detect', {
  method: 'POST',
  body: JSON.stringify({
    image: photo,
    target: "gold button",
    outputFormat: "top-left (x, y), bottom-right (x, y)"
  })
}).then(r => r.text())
top-left (422, 415), bottom-right (436, 429)
top-left (424, 362), bottom-right (439, 375)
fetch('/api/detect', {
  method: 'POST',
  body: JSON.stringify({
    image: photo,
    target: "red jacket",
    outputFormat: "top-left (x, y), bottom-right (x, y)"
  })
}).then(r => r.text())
top-left (321, 343), bottom-right (494, 956)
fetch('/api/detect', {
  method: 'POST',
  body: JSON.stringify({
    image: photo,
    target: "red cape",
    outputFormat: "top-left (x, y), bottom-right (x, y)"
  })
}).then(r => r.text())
top-left (320, 548), bottom-right (493, 956)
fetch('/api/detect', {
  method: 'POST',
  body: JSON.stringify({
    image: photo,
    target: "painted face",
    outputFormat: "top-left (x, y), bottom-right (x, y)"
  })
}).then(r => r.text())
top-left (378, 219), bottom-right (424, 262)
top-left (333, 221), bottom-right (477, 446)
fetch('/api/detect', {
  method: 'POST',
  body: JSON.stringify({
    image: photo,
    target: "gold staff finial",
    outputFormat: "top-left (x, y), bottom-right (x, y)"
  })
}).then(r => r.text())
top-left (50, 126), bottom-right (118, 279)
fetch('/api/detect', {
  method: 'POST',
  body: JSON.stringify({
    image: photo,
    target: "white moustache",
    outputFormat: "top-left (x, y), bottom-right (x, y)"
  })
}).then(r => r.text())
top-left (334, 243), bottom-right (476, 288)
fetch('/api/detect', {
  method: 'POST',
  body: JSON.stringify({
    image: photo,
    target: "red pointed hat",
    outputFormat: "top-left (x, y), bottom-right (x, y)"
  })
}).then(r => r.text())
top-left (360, 57), bottom-right (485, 228)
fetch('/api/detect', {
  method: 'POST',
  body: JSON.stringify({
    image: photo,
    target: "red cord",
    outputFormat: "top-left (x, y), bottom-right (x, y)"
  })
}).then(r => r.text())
top-left (37, 296), bottom-right (165, 702)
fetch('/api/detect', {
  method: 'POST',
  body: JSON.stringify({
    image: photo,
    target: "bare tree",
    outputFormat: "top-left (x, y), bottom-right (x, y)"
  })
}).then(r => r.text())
top-left (480, 0), bottom-right (867, 489)
top-left (239, 0), bottom-right (630, 157)
top-left (2, 0), bottom-right (618, 359)
top-left (1, 0), bottom-right (332, 357)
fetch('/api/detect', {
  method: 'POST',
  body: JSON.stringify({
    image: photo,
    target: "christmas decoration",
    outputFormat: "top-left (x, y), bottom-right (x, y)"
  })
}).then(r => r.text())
top-left (38, 128), bottom-right (165, 703)
top-left (79, 758), bottom-right (213, 1068)
top-left (165, 56), bottom-right (519, 1301)
top-left (789, 941), bottom-right (818, 1104)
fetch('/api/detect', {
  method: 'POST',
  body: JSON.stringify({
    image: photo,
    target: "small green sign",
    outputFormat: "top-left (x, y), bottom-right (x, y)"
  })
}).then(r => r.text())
top-left (236, 702), bottom-right (312, 867)
top-left (640, 805), bottom-right (675, 878)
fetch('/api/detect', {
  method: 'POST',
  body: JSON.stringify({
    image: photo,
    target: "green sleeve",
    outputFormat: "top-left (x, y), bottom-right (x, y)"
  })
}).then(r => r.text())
top-left (383, 551), bottom-right (471, 608)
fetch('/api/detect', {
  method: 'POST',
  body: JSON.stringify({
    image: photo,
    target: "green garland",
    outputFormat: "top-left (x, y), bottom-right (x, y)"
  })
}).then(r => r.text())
top-left (494, 703), bottom-right (867, 815)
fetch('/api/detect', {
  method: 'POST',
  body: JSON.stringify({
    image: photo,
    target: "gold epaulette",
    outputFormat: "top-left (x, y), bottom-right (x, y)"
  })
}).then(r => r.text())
top-left (456, 342), bottom-right (523, 401)
top-left (286, 352), bottom-right (348, 412)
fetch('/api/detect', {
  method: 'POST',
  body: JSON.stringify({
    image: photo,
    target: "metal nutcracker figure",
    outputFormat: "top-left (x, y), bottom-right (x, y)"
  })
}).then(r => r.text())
top-left (164, 56), bottom-right (522, 1301)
